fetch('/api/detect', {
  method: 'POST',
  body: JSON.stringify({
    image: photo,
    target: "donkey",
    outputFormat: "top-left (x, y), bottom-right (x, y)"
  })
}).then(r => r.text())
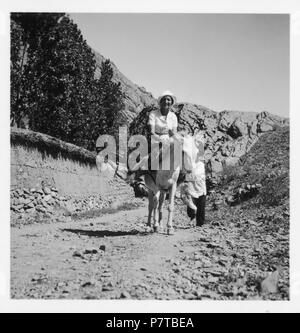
top-left (96, 131), bottom-right (203, 235)
top-left (142, 133), bottom-right (186, 235)
top-left (142, 131), bottom-right (204, 235)
top-left (144, 167), bottom-right (180, 235)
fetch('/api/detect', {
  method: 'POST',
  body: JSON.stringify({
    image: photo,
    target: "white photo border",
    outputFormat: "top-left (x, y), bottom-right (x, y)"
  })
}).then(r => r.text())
top-left (1, 0), bottom-right (299, 313)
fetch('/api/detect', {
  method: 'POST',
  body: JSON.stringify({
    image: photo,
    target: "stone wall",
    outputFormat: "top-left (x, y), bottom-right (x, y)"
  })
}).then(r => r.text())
top-left (10, 128), bottom-right (127, 225)
top-left (11, 144), bottom-right (110, 198)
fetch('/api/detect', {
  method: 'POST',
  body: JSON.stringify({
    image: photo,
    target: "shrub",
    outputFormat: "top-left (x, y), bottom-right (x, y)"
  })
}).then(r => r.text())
top-left (221, 164), bottom-right (247, 185)
top-left (259, 172), bottom-right (289, 206)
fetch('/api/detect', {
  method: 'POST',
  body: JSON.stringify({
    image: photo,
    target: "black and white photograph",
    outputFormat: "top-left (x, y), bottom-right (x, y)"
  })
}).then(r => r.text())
top-left (1, 0), bottom-right (300, 314)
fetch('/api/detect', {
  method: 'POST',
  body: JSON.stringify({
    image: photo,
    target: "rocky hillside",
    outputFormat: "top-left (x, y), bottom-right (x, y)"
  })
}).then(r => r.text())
top-left (203, 126), bottom-right (290, 300)
top-left (176, 105), bottom-right (288, 177)
top-left (217, 125), bottom-right (289, 207)
top-left (129, 102), bottom-right (289, 180)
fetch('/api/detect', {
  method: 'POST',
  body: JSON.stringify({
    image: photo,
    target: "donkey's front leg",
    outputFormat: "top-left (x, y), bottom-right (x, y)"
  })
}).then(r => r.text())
top-left (167, 183), bottom-right (177, 235)
top-left (158, 190), bottom-right (166, 230)
top-left (153, 191), bottom-right (160, 232)
top-left (147, 191), bottom-right (154, 228)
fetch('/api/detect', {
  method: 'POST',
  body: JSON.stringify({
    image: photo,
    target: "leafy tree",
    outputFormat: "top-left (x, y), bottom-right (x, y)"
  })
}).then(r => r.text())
top-left (10, 13), bottom-right (126, 152)
top-left (85, 59), bottom-right (126, 152)
top-left (10, 19), bottom-right (24, 127)
top-left (94, 59), bottom-right (125, 137)
top-left (11, 14), bottom-right (97, 145)
top-left (10, 13), bottom-right (65, 127)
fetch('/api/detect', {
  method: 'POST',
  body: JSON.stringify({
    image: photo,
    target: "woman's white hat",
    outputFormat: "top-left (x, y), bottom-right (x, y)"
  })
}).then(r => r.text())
top-left (157, 90), bottom-right (177, 106)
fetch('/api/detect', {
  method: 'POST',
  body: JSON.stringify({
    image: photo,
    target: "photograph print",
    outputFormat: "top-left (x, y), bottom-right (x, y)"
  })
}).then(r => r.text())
top-left (10, 13), bottom-right (289, 300)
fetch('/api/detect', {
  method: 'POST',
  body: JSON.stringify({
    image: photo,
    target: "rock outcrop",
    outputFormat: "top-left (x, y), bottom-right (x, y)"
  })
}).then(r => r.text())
top-left (176, 105), bottom-right (288, 178)
top-left (208, 125), bottom-right (289, 210)
top-left (129, 102), bottom-right (288, 180)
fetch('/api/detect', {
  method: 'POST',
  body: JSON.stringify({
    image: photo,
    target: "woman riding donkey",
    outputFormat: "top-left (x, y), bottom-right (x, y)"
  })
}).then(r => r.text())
top-left (148, 91), bottom-right (208, 228)
top-left (133, 91), bottom-right (207, 231)
top-left (133, 90), bottom-right (179, 189)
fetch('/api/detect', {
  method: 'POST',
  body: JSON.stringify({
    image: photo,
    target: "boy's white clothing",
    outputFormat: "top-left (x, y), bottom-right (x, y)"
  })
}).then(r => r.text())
top-left (182, 132), bottom-right (207, 198)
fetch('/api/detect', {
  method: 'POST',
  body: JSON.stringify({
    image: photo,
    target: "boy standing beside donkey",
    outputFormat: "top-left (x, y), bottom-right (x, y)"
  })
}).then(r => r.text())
top-left (181, 127), bottom-right (207, 227)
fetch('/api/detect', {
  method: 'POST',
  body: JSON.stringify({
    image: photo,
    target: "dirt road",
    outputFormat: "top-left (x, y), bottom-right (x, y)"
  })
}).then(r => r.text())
top-left (11, 199), bottom-right (289, 300)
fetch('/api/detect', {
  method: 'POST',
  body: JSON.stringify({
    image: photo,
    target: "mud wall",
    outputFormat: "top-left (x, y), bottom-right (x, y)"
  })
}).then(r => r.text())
top-left (10, 128), bottom-right (111, 198)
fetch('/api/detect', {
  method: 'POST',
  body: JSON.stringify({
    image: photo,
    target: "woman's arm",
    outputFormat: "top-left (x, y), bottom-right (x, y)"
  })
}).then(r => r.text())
top-left (149, 124), bottom-right (161, 140)
top-left (168, 113), bottom-right (178, 137)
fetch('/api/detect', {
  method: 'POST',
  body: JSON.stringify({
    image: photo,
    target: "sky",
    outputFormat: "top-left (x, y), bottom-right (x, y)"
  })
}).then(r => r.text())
top-left (71, 14), bottom-right (288, 117)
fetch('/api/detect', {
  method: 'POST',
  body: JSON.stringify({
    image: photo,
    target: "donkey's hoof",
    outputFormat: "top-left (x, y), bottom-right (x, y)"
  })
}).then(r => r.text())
top-left (153, 225), bottom-right (160, 233)
top-left (167, 227), bottom-right (175, 235)
top-left (145, 226), bottom-right (153, 233)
